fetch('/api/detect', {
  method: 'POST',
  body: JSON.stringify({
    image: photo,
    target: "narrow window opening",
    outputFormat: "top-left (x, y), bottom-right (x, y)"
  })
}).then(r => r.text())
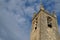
top-left (47, 16), bottom-right (52, 28)
top-left (48, 23), bottom-right (52, 28)
top-left (34, 18), bottom-right (38, 30)
top-left (36, 18), bottom-right (38, 20)
top-left (35, 27), bottom-right (37, 30)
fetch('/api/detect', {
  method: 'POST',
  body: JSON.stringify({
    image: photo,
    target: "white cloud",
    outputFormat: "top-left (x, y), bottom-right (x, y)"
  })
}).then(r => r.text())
top-left (0, 0), bottom-right (37, 40)
top-left (0, 0), bottom-right (60, 40)
top-left (0, 12), bottom-right (30, 40)
top-left (24, 7), bottom-right (35, 17)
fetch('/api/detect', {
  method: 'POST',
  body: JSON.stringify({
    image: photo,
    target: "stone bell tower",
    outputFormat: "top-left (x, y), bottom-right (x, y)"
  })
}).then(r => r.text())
top-left (30, 3), bottom-right (59, 40)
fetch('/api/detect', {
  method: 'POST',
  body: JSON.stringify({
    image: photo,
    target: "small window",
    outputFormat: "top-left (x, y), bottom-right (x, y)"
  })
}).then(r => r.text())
top-left (48, 23), bottom-right (52, 28)
top-left (35, 27), bottom-right (37, 30)
top-left (34, 18), bottom-right (38, 30)
top-left (47, 16), bottom-right (52, 28)
top-left (36, 18), bottom-right (38, 20)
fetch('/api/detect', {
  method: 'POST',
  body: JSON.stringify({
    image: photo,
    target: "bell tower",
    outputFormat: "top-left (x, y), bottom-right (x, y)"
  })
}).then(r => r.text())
top-left (30, 2), bottom-right (59, 40)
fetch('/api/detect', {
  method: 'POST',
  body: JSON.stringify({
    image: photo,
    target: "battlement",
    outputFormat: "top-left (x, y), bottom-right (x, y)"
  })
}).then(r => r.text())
top-left (32, 9), bottom-right (57, 21)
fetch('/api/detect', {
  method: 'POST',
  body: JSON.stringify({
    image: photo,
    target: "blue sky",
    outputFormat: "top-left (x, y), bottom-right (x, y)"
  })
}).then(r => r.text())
top-left (0, 0), bottom-right (60, 40)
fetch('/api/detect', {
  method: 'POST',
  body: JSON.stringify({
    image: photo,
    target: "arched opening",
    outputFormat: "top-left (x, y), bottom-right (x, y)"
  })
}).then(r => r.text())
top-left (47, 16), bottom-right (52, 28)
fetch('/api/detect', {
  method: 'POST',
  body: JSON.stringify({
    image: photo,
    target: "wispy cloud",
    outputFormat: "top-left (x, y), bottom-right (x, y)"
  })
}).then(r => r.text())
top-left (0, 0), bottom-right (39, 40)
